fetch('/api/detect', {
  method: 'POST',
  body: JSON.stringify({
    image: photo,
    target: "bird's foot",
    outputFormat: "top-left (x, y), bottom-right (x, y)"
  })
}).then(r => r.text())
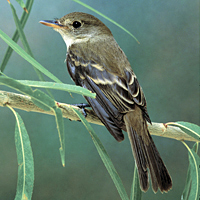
top-left (72, 103), bottom-right (90, 117)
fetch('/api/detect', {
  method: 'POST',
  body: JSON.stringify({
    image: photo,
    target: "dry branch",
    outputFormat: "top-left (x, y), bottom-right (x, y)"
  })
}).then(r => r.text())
top-left (0, 90), bottom-right (197, 142)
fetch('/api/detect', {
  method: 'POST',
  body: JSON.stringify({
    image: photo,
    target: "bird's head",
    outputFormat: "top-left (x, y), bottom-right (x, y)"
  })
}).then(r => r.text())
top-left (40, 12), bottom-right (112, 48)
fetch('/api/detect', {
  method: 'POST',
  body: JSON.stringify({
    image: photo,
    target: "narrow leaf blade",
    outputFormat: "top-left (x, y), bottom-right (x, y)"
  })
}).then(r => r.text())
top-left (0, 76), bottom-right (53, 111)
top-left (182, 142), bottom-right (200, 200)
top-left (130, 165), bottom-right (142, 200)
top-left (1, 76), bottom-right (65, 165)
top-left (18, 80), bottom-right (96, 98)
top-left (54, 107), bottom-right (65, 167)
top-left (71, 107), bottom-right (129, 200)
top-left (73, 0), bottom-right (139, 44)
top-left (9, 2), bottom-right (32, 55)
top-left (177, 122), bottom-right (200, 136)
top-left (31, 89), bottom-right (53, 111)
top-left (15, 0), bottom-right (28, 12)
top-left (1, 0), bottom-right (34, 72)
top-left (10, 108), bottom-right (34, 200)
top-left (0, 29), bottom-right (61, 83)
top-left (167, 122), bottom-right (200, 141)
top-left (8, 1), bottom-right (48, 85)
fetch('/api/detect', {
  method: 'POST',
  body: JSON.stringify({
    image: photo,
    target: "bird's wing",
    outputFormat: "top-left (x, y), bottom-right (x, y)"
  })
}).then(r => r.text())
top-left (67, 46), bottom-right (151, 141)
top-left (67, 51), bottom-right (124, 141)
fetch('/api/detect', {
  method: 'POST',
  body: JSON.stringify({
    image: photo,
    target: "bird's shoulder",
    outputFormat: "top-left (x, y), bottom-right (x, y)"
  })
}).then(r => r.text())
top-left (68, 36), bottom-right (132, 77)
top-left (67, 38), bottom-right (151, 123)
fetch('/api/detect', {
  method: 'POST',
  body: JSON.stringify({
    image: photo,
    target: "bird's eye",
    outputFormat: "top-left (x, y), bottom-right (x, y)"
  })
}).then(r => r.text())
top-left (72, 21), bottom-right (82, 28)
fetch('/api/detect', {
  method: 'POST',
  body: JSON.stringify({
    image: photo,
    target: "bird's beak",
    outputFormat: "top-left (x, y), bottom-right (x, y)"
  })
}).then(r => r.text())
top-left (39, 20), bottom-right (64, 29)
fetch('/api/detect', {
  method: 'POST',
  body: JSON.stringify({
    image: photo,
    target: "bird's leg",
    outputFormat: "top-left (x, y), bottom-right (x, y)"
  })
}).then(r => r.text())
top-left (72, 103), bottom-right (90, 117)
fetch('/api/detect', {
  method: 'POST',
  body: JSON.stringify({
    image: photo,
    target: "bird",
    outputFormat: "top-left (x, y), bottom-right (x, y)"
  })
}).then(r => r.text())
top-left (40, 12), bottom-right (172, 193)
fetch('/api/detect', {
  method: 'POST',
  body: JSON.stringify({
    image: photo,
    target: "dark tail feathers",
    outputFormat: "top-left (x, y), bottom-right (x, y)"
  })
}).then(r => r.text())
top-left (124, 111), bottom-right (172, 193)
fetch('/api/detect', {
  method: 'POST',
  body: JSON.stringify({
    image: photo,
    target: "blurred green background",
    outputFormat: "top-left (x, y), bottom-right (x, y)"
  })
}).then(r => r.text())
top-left (0, 0), bottom-right (199, 199)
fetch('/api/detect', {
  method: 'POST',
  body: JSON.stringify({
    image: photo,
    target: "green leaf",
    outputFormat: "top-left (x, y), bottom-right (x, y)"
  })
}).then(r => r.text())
top-left (9, 2), bottom-right (31, 55)
top-left (7, 106), bottom-right (34, 200)
top-left (0, 76), bottom-right (65, 165)
top-left (54, 107), bottom-right (65, 167)
top-left (0, 76), bottom-right (33, 94)
top-left (181, 142), bottom-right (200, 200)
top-left (73, 0), bottom-right (139, 44)
top-left (193, 142), bottom-right (199, 153)
top-left (0, 29), bottom-right (62, 83)
top-left (130, 165), bottom-right (142, 200)
top-left (177, 121), bottom-right (200, 136)
top-left (1, 0), bottom-right (34, 72)
top-left (14, 0), bottom-right (28, 12)
top-left (31, 90), bottom-right (54, 111)
top-left (8, 1), bottom-right (48, 86)
top-left (169, 122), bottom-right (200, 142)
top-left (0, 76), bottom-right (53, 111)
top-left (70, 107), bottom-right (129, 200)
top-left (18, 80), bottom-right (96, 98)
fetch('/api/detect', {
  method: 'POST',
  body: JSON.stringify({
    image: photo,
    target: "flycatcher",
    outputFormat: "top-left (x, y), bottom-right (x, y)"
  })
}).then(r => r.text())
top-left (40, 12), bottom-right (172, 193)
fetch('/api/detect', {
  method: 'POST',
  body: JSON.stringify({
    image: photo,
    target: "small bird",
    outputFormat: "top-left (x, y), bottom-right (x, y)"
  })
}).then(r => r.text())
top-left (40, 12), bottom-right (172, 193)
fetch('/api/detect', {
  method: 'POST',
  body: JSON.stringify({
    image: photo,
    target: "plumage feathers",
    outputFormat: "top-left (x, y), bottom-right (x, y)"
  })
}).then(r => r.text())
top-left (41, 12), bottom-right (172, 193)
